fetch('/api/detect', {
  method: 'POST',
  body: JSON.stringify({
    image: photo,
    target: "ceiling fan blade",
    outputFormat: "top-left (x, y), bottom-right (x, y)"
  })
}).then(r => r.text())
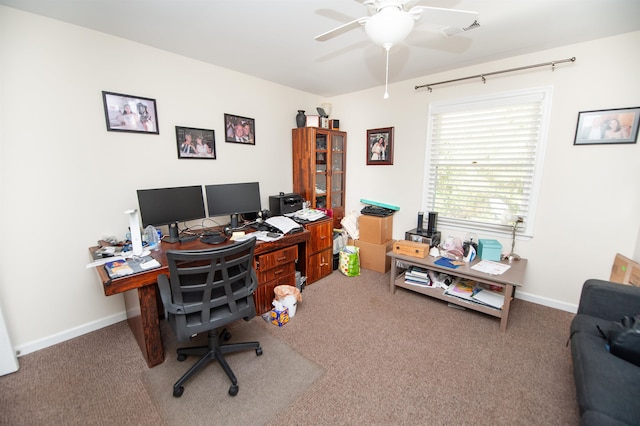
top-left (410, 6), bottom-right (478, 28)
top-left (315, 17), bottom-right (369, 41)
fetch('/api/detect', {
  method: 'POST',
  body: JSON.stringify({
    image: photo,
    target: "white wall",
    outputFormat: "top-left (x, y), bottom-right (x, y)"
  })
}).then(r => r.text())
top-left (2, 6), bottom-right (639, 355)
top-left (0, 7), bottom-right (320, 354)
top-left (334, 31), bottom-right (640, 311)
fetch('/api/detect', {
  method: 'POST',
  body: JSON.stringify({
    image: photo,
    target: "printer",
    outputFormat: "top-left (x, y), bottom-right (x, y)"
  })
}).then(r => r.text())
top-left (269, 192), bottom-right (303, 216)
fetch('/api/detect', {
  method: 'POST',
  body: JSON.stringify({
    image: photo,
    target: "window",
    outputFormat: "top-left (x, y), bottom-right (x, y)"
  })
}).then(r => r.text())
top-left (422, 87), bottom-right (552, 236)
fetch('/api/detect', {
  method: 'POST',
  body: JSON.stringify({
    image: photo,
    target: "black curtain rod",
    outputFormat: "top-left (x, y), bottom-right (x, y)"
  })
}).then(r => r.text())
top-left (415, 57), bottom-right (576, 92)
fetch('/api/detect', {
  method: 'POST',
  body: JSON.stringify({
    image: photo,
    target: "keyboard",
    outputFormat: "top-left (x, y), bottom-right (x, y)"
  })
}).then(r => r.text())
top-left (361, 205), bottom-right (395, 217)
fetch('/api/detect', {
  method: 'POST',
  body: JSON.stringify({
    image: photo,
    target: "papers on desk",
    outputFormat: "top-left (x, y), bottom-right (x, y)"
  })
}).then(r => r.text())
top-left (265, 216), bottom-right (303, 234)
top-left (292, 208), bottom-right (326, 222)
top-left (471, 260), bottom-right (511, 275)
top-left (235, 231), bottom-right (282, 242)
top-left (103, 255), bottom-right (160, 280)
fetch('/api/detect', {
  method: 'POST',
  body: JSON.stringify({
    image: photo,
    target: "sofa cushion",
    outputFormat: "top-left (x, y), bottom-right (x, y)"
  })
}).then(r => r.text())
top-left (571, 330), bottom-right (640, 425)
top-left (571, 313), bottom-right (614, 338)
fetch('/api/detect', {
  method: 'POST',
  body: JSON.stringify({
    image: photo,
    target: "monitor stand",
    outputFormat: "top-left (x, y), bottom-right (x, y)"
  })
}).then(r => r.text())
top-left (230, 213), bottom-right (239, 230)
top-left (165, 222), bottom-right (181, 243)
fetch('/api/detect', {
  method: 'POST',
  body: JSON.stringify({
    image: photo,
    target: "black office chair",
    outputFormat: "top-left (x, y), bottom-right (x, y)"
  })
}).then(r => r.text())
top-left (157, 238), bottom-right (263, 397)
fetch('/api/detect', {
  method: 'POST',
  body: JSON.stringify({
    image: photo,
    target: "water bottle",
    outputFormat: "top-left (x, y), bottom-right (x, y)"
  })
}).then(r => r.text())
top-left (145, 225), bottom-right (160, 251)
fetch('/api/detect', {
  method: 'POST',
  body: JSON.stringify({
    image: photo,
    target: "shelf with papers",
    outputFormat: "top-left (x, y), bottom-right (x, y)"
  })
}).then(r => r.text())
top-left (396, 273), bottom-right (503, 318)
top-left (388, 252), bottom-right (527, 331)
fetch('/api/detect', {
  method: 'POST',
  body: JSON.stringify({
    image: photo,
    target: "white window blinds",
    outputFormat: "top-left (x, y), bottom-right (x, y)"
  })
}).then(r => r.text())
top-left (422, 87), bottom-right (552, 235)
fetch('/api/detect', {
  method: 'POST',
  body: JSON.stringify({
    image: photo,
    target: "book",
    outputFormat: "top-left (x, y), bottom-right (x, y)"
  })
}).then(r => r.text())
top-left (444, 279), bottom-right (475, 301)
top-left (104, 256), bottom-right (161, 280)
top-left (471, 283), bottom-right (505, 309)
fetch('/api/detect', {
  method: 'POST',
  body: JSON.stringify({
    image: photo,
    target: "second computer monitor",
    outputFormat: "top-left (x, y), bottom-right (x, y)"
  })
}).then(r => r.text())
top-left (205, 182), bottom-right (261, 228)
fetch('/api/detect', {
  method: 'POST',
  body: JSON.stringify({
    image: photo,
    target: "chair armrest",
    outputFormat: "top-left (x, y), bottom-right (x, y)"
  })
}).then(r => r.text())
top-left (248, 268), bottom-right (258, 294)
top-left (157, 274), bottom-right (186, 315)
top-left (577, 279), bottom-right (640, 321)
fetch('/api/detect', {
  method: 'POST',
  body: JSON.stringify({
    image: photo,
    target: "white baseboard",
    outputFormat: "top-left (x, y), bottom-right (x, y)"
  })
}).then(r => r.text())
top-left (13, 290), bottom-right (577, 357)
top-left (15, 311), bottom-right (127, 357)
top-left (515, 291), bottom-right (578, 314)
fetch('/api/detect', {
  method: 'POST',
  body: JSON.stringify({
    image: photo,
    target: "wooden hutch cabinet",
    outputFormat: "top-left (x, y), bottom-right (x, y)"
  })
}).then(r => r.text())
top-left (292, 127), bottom-right (347, 229)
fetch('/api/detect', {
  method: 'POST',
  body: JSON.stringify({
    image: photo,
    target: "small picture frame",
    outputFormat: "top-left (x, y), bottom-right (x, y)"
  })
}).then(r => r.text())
top-left (102, 91), bottom-right (159, 134)
top-left (367, 127), bottom-right (394, 165)
top-left (574, 107), bottom-right (640, 145)
top-left (175, 126), bottom-right (216, 159)
top-left (224, 114), bottom-right (255, 145)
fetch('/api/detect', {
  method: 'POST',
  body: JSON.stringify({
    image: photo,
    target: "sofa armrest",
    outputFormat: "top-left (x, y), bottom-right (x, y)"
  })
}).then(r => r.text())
top-left (577, 279), bottom-right (640, 321)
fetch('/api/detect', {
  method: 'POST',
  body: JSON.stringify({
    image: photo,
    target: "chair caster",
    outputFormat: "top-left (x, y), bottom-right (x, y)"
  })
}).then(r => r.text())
top-left (177, 354), bottom-right (187, 362)
top-left (256, 347), bottom-right (263, 356)
top-left (228, 384), bottom-right (239, 396)
top-left (173, 386), bottom-right (184, 397)
top-left (221, 330), bottom-right (232, 341)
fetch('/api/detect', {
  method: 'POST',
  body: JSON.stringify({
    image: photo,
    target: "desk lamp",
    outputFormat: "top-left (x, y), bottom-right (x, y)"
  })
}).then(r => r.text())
top-left (125, 209), bottom-right (144, 256)
top-left (504, 215), bottom-right (524, 262)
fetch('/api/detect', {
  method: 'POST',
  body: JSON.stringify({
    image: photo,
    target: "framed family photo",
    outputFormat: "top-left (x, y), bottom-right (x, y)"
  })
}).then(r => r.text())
top-left (102, 91), bottom-right (159, 134)
top-left (574, 106), bottom-right (640, 145)
top-left (175, 126), bottom-right (216, 159)
top-left (224, 114), bottom-right (255, 145)
top-left (366, 127), bottom-right (394, 165)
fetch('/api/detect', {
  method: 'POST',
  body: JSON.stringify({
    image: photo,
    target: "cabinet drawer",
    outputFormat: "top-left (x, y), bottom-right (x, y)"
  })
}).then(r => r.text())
top-left (253, 273), bottom-right (296, 316)
top-left (257, 261), bottom-right (296, 284)
top-left (307, 247), bottom-right (333, 284)
top-left (256, 246), bottom-right (298, 271)
top-left (307, 220), bottom-right (333, 253)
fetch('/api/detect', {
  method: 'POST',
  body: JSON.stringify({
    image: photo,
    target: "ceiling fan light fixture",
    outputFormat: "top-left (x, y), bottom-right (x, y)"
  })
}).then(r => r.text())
top-left (364, 7), bottom-right (415, 47)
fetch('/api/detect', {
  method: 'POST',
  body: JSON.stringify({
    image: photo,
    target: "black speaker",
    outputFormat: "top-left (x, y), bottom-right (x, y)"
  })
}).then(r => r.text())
top-left (427, 212), bottom-right (438, 237)
top-left (417, 212), bottom-right (424, 232)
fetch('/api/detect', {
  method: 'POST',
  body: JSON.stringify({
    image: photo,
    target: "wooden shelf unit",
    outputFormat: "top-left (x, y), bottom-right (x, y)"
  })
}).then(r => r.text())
top-left (387, 252), bottom-right (527, 331)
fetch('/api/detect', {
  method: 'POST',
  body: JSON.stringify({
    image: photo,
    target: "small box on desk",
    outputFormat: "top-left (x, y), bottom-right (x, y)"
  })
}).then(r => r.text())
top-left (355, 239), bottom-right (394, 273)
top-left (404, 228), bottom-right (441, 247)
top-left (359, 215), bottom-right (393, 244)
top-left (393, 240), bottom-right (429, 258)
top-left (478, 239), bottom-right (502, 261)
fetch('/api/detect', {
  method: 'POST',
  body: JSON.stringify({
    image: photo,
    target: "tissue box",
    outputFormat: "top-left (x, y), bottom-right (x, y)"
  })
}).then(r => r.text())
top-left (270, 308), bottom-right (289, 327)
top-left (478, 239), bottom-right (502, 261)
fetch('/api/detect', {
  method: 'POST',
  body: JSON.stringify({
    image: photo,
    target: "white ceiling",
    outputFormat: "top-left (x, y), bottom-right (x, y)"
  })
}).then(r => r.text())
top-left (2, 0), bottom-right (640, 97)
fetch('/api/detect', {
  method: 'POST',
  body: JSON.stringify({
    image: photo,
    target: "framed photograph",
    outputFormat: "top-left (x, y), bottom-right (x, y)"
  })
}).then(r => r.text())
top-left (367, 127), bottom-right (394, 165)
top-left (224, 114), bottom-right (255, 145)
top-left (102, 91), bottom-right (159, 134)
top-left (574, 107), bottom-right (640, 145)
top-left (175, 126), bottom-right (216, 159)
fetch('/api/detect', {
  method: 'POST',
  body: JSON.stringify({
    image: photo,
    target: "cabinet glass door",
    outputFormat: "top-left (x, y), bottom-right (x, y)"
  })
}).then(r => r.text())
top-left (315, 133), bottom-right (328, 209)
top-left (330, 133), bottom-right (345, 209)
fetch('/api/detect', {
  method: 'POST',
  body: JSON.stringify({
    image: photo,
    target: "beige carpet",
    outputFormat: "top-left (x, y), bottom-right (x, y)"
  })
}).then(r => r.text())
top-left (142, 318), bottom-right (324, 426)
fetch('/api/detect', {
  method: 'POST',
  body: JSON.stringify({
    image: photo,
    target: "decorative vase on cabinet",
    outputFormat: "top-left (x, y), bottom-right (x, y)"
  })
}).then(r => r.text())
top-left (296, 110), bottom-right (306, 128)
top-left (292, 127), bottom-right (346, 228)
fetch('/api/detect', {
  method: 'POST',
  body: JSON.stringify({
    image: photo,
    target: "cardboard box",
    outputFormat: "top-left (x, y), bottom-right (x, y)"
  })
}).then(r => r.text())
top-left (355, 239), bottom-right (394, 273)
top-left (478, 239), bottom-right (502, 261)
top-left (610, 253), bottom-right (640, 287)
top-left (393, 240), bottom-right (429, 258)
top-left (359, 215), bottom-right (393, 244)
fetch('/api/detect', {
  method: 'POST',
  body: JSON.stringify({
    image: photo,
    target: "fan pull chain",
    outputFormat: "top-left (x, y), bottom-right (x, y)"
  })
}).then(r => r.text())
top-left (383, 43), bottom-right (392, 99)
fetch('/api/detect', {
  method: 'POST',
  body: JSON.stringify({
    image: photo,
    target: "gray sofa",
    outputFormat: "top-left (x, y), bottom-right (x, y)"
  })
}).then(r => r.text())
top-left (570, 279), bottom-right (640, 425)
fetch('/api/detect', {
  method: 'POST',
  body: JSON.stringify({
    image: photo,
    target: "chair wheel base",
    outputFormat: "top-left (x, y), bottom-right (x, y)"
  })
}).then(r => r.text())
top-left (229, 384), bottom-right (239, 396)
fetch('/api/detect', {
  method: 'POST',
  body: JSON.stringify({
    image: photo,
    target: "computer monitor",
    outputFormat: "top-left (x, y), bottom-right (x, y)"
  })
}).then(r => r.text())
top-left (136, 185), bottom-right (206, 243)
top-left (205, 182), bottom-right (261, 229)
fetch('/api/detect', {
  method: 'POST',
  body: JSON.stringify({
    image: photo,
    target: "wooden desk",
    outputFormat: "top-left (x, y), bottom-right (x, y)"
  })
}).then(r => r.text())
top-left (387, 252), bottom-right (527, 331)
top-left (91, 231), bottom-right (310, 367)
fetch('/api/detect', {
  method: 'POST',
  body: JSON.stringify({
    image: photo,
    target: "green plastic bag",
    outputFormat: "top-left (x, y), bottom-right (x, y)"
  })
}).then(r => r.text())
top-left (339, 246), bottom-right (360, 277)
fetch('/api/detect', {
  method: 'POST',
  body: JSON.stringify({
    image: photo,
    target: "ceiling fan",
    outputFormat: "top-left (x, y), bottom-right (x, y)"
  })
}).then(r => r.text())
top-left (315, 0), bottom-right (480, 98)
